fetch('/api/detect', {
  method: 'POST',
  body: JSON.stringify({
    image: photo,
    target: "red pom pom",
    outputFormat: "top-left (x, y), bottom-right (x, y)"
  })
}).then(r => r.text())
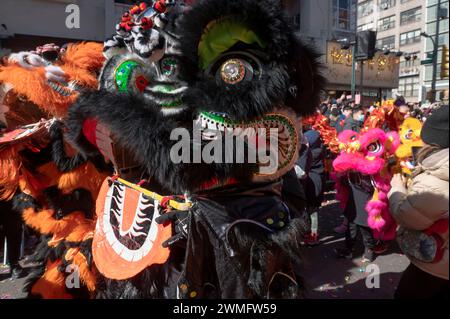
top-left (121, 12), bottom-right (132, 22)
top-left (140, 17), bottom-right (153, 30)
top-left (139, 2), bottom-right (147, 11)
top-left (154, 1), bottom-right (166, 13)
top-left (130, 5), bottom-right (140, 15)
top-left (124, 22), bottom-right (134, 32)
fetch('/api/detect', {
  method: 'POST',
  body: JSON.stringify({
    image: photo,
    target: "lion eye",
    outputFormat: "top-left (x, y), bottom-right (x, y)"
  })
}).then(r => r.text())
top-left (209, 52), bottom-right (263, 86)
top-left (367, 141), bottom-right (382, 154)
top-left (404, 129), bottom-right (413, 140)
top-left (220, 59), bottom-right (247, 84)
top-left (160, 57), bottom-right (179, 77)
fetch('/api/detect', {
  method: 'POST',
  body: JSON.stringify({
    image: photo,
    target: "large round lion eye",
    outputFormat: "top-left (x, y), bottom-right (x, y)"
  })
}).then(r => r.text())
top-left (210, 52), bottom-right (263, 86)
top-left (367, 141), bottom-right (382, 154)
top-left (220, 59), bottom-right (247, 84)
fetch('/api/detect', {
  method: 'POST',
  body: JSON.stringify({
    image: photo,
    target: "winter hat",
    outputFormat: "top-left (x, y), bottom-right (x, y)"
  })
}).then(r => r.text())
top-left (421, 105), bottom-right (449, 149)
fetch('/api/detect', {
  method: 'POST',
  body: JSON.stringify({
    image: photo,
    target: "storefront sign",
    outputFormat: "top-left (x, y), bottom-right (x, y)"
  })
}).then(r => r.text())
top-left (325, 41), bottom-right (400, 89)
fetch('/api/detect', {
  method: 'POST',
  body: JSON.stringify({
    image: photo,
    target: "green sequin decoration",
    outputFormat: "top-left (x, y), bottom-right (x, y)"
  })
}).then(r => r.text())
top-left (115, 60), bottom-right (140, 93)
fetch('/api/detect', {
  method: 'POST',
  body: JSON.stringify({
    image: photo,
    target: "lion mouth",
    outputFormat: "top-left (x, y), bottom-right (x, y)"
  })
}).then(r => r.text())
top-left (143, 83), bottom-right (188, 115)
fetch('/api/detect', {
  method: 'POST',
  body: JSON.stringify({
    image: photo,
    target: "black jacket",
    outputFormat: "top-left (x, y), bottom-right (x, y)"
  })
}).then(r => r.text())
top-left (342, 172), bottom-right (374, 227)
top-left (343, 117), bottom-right (363, 132)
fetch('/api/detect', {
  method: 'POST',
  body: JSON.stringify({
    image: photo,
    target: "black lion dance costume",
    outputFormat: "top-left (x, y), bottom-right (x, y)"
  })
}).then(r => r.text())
top-left (67, 0), bottom-right (324, 299)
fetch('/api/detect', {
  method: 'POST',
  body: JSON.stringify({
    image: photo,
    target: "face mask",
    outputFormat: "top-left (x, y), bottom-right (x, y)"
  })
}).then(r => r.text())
top-left (358, 114), bottom-right (365, 122)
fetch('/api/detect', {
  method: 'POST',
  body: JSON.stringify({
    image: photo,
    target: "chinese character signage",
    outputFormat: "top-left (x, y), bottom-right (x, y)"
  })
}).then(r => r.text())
top-left (326, 41), bottom-right (400, 89)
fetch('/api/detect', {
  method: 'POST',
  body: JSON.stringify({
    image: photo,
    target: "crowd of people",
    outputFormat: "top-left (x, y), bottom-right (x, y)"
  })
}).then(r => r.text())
top-left (0, 0), bottom-right (448, 300)
top-left (292, 94), bottom-right (449, 298)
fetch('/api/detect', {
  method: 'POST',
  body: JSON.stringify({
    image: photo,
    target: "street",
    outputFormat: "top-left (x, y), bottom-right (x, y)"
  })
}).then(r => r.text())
top-left (301, 191), bottom-right (410, 299)
top-left (0, 191), bottom-right (410, 300)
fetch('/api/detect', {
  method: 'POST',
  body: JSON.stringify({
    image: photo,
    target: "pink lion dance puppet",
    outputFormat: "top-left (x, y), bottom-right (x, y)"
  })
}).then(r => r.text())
top-left (333, 129), bottom-right (400, 241)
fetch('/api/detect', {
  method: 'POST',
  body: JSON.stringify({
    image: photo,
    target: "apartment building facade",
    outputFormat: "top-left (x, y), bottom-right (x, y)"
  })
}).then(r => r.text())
top-left (423, 0), bottom-right (449, 100)
top-left (357, 0), bottom-right (427, 102)
top-left (285, 0), bottom-right (400, 104)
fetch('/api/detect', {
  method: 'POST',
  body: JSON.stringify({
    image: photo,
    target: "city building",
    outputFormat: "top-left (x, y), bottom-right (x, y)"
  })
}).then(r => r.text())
top-left (285, 0), bottom-right (401, 104)
top-left (0, 0), bottom-right (135, 57)
top-left (423, 0), bottom-right (449, 101)
top-left (357, 0), bottom-right (427, 102)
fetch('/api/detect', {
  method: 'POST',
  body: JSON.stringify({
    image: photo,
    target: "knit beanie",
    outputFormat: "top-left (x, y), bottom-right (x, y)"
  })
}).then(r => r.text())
top-left (421, 105), bottom-right (449, 149)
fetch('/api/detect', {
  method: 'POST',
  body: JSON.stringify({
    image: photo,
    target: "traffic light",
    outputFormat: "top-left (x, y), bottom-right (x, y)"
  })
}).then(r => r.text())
top-left (356, 31), bottom-right (377, 60)
top-left (441, 45), bottom-right (449, 79)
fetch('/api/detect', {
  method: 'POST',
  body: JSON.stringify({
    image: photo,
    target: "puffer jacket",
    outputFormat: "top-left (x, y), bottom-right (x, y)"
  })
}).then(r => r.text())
top-left (388, 148), bottom-right (449, 280)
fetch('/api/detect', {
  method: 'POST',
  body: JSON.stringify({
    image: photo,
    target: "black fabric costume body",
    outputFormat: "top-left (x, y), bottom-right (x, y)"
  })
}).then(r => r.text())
top-left (67, 0), bottom-right (324, 299)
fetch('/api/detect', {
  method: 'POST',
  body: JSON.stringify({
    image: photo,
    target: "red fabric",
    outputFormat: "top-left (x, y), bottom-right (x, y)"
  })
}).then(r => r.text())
top-left (82, 118), bottom-right (98, 147)
top-left (424, 219), bottom-right (449, 236)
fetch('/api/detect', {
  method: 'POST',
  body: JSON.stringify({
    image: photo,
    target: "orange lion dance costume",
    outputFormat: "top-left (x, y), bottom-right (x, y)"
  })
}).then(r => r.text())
top-left (0, 42), bottom-right (108, 298)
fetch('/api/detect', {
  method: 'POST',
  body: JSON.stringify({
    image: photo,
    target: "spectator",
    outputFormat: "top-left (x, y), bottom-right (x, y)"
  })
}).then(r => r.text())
top-left (301, 129), bottom-right (326, 246)
top-left (343, 106), bottom-right (365, 133)
top-left (329, 108), bottom-right (344, 134)
top-left (0, 200), bottom-right (25, 280)
top-left (389, 106), bottom-right (449, 299)
top-left (341, 105), bottom-right (352, 120)
top-left (334, 168), bottom-right (384, 262)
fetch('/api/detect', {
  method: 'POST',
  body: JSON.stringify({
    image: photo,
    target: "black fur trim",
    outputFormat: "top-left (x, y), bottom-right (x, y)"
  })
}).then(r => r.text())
top-left (12, 192), bottom-right (39, 213)
top-left (49, 120), bottom-right (88, 172)
top-left (43, 186), bottom-right (95, 220)
top-left (228, 217), bottom-right (307, 298)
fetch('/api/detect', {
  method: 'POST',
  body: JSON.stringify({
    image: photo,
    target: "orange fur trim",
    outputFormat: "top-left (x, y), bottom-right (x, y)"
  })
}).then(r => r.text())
top-left (65, 222), bottom-right (95, 243)
top-left (0, 146), bottom-right (21, 200)
top-left (61, 42), bottom-right (105, 73)
top-left (0, 42), bottom-right (103, 118)
top-left (22, 206), bottom-right (88, 238)
top-left (58, 162), bottom-right (107, 196)
top-left (47, 212), bottom-right (89, 245)
top-left (0, 65), bottom-right (74, 117)
top-left (36, 162), bottom-right (63, 188)
top-left (65, 248), bottom-right (97, 292)
top-left (31, 260), bottom-right (73, 299)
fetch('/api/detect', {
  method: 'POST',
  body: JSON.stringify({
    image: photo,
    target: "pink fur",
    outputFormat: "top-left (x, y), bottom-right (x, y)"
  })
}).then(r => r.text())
top-left (338, 130), bottom-right (359, 143)
top-left (333, 129), bottom-right (401, 241)
top-left (333, 152), bottom-right (385, 175)
top-left (386, 131), bottom-right (401, 153)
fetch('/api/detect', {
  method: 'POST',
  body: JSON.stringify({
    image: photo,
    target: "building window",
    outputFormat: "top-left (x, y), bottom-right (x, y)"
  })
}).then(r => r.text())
top-left (427, 2), bottom-right (449, 22)
top-left (377, 35), bottom-right (396, 50)
top-left (379, 0), bottom-right (395, 11)
top-left (358, 0), bottom-right (374, 19)
top-left (398, 76), bottom-right (420, 98)
top-left (333, 0), bottom-right (357, 31)
top-left (400, 29), bottom-right (422, 46)
top-left (378, 15), bottom-right (396, 31)
top-left (400, 7), bottom-right (422, 26)
top-left (358, 22), bottom-right (375, 31)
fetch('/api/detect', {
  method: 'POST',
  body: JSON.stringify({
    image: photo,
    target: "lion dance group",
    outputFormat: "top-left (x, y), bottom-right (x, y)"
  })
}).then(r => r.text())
top-left (0, 0), bottom-right (423, 299)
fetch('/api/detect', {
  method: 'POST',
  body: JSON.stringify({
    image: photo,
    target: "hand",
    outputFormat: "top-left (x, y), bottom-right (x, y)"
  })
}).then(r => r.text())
top-left (391, 173), bottom-right (407, 190)
top-left (155, 209), bottom-right (189, 248)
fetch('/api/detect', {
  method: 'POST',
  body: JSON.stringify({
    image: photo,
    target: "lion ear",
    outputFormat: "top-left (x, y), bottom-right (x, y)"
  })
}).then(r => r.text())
top-left (385, 131), bottom-right (401, 154)
top-left (285, 38), bottom-right (326, 117)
